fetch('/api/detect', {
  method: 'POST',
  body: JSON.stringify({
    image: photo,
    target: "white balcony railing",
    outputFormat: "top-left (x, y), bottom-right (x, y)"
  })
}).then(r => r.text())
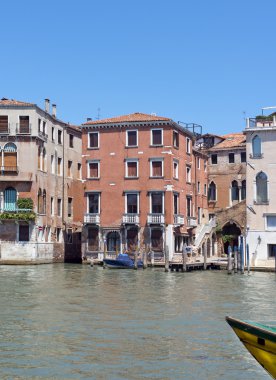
top-left (122, 214), bottom-right (140, 224)
top-left (84, 213), bottom-right (100, 224)
top-left (147, 213), bottom-right (165, 224)
top-left (174, 214), bottom-right (185, 225)
top-left (187, 216), bottom-right (197, 227)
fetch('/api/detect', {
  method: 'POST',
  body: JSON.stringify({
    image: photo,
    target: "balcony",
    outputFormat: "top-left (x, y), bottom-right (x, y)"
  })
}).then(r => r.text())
top-left (0, 208), bottom-right (35, 221)
top-left (16, 123), bottom-right (32, 135)
top-left (84, 213), bottom-right (100, 224)
top-left (174, 214), bottom-right (185, 225)
top-left (187, 216), bottom-right (197, 227)
top-left (246, 116), bottom-right (276, 129)
top-left (38, 131), bottom-right (48, 141)
top-left (147, 213), bottom-right (165, 224)
top-left (122, 214), bottom-right (140, 224)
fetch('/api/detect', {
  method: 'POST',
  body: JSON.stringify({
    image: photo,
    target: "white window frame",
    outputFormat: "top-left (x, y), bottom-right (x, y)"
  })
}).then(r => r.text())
top-left (125, 159), bottom-right (139, 178)
top-left (149, 192), bottom-right (164, 214)
top-left (125, 192), bottom-right (139, 214)
top-left (126, 129), bottom-right (138, 147)
top-left (197, 157), bottom-right (200, 169)
top-left (150, 158), bottom-right (164, 177)
top-left (173, 159), bottom-right (179, 179)
top-left (186, 165), bottom-right (191, 183)
top-left (57, 129), bottom-right (63, 145)
top-left (151, 128), bottom-right (163, 146)
top-left (57, 198), bottom-right (62, 217)
top-left (87, 192), bottom-right (101, 214)
top-left (88, 131), bottom-right (100, 149)
top-left (51, 197), bottom-right (54, 216)
top-left (173, 130), bottom-right (179, 148)
top-left (186, 137), bottom-right (191, 154)
top-left (87, 160), bottom-right (100, 179)
top-left (51, 155), bottom-right (55, 174)
top-left (77, 163), bottom-right (82, 180)
top-left (265, 214), bottom-right (276, 231)
top-left (68, 160), bottom-right (73, 178)
top-left (57, 157), bottom-right (62, 176)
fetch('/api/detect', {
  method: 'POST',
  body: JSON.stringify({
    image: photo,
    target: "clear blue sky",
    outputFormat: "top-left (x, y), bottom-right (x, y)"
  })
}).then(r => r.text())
top-left (1, 0), bottom-right (276, 135)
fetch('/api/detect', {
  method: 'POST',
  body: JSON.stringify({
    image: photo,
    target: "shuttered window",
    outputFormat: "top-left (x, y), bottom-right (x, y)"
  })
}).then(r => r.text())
top-left (89, 132), bottom-right (99, 148)
top-left (126, 161), bottom-right (138, 177)
top-left (4, 187), bottom-right (17, 211)
top-left (0, 116), bottom-right (8, 133)
top-left (19, 116), bottom-right (30, 133)
top-left (3, 143), bottom-right (17, 172)
top-left (151, 161), bottom-right (162, 177)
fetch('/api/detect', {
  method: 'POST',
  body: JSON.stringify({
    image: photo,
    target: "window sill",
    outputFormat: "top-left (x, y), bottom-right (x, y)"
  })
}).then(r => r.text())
top-left (254, 200), bottom-right (269, 205)
top-left (186, 181), bottom-right (192, 185)
top-left (173, 146), bottom-right (179, 150)
top-left (87, 147), bottom-right (99, 150)
top-left (125, 145), bottom-right (138, 149)
top-left (125, 176), bottom-right (139, 180)
top-left (87, 177), bottom-right (100, 180)
top-left (173, 177), bottom-right (179, 181)
top-left (150, 144), bottom-right (163, 148)
top-left (250, 154), bottom-right (263, 159)
top-left (150, 176), bottom-right (164, 179)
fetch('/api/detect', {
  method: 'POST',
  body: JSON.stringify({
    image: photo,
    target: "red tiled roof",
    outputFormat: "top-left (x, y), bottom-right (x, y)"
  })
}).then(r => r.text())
top-left (0, 97), bottom-right (35, 106)
top-left (83, 112), bottom-right (171, 125)
top-left (209, 133), bottom-right (245, 150)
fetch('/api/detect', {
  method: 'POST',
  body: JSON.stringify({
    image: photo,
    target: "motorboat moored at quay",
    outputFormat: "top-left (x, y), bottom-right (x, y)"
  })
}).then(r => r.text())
top-left (103, 253), bottom-right (143, 269)
top-left (226, 316), bottom-right (276, 379)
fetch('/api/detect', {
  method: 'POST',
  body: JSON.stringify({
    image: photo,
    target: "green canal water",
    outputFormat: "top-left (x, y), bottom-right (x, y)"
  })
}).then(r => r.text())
top-left (0, 265), bottom-right (275, 380)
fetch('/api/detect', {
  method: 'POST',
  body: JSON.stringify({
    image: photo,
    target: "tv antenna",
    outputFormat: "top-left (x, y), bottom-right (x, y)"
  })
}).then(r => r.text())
top-left (96, 107), bottom-right (101, 120)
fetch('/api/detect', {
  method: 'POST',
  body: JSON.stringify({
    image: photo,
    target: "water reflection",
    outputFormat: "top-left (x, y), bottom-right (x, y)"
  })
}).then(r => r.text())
top-left (0, 265), bottom-right (274, 379)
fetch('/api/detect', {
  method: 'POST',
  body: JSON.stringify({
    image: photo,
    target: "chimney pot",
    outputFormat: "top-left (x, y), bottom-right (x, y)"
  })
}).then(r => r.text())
top-left (45, 99), bottom-right (50, 113)
top-left (52, 104), bottom-right (57, 118)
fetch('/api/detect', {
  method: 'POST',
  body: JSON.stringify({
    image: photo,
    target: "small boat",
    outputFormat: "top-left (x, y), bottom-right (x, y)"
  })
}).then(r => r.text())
top-left (103, 253), bottom-right (143, 269)
top-left (226, 316), bottom-right (276, 379)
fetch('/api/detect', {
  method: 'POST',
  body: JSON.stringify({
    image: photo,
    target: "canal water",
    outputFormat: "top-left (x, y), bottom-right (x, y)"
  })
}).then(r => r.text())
top-left (0, 265), bottom-right (275, 380)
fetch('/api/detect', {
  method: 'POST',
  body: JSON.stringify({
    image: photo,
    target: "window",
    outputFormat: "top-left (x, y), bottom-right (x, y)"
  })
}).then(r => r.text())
top-left (38, 188), bottom-right (43, 213)
top-left (57, 228), bottom-right (62, 242)
top-left (186, 196), bottom-right (192, 217)
top-left (204, 184), bottom-right (207, 195)
top-left (173, 193), bottom-right (179, 215)
top-left (3, 143), bottom-right (17, 172)
top-left (173, 131), bottom-right (179, 148)
top-left (186, 137), bottom-right (191, 154)
top-left (208, 182), bottom-right (216, 201)
top-left (268, 244), bottom-right (276, 258)
top-left (88, 193), bottom-right (100, 214)
top-left (197, 181), bottom-right (200, 193)
top-left (51, 155), bottom-right (55, 174)
top-left (204, 159), bottom-right (207, 172)
top-left (241, 152), bottom-right (246, 163)
top-left (68, 160), bottom-right (72, 177)
top-left (42, 121), bottom-right (46, 135)
top-left (197, 157), bottom-right (200, 169)
top-left (211, 154), bottom-right (217, 164)
top-left (57, 198), bottom-right (62, 217)
top-left (69, 134), bottom-right (74, 148)
top-left (19, 224), bottom-right (29, 242)
top-left (151, 129), bottom-right (163, 146)
top-left (256, 171), bottom-right (268, 203)
top-left (89, 132), bottom-right (99, 148)
top-left (173, 160), bottom-right (179, 179)
top-left (4, 187), bottom-right (17, 211)
top-left (151, 193), bottom-right (163, 214)
top-left (252, 135), bottom-right (262, 158)
top-left (42, 148), bottom-right (46, 172)
top-left (19, 116), bottom-right (30, 133)
top-left (52, 127), bottom-right (55, 141)
top-left (266, 216), bottom-right (276, 230)
top-left (57, 157), bottom-right (62, 176)
top-left (231, 180), bottom-right (239, 201)
top-left (42, 190), bottom-right (46, 214)
top-left (150, 159), bottom-right (163, 177)
top-left (58, 130), bottom-right (62, 144)
top-left (241, 180), bottom-right (246, 200)
top-left (126, 193), bottom-right (138, 214)
top-left (186, 166), bottom-right (191, 183)
top-left (126, 160), bottom-right (138, 178)
top-left (51, 197), bottom-right (54, 215)
top-left (38, 147), bottom-right (41, 170)
top-left (0, 115), bottom-right (8, 133)
top-left (88, 161), bottom-right (100, 179)
top-left (68, 197), bottom-right (73, 217)
top-left (77, 163), bottom-right (82, 179)
top-left (126, 130), bottom-right (138, 147)
top-left (38, 118), bottom-right (41, 132)
top-left (229, 153), bottom-right (235, 164)
top-left (198, 207), bottom-right (201, 224)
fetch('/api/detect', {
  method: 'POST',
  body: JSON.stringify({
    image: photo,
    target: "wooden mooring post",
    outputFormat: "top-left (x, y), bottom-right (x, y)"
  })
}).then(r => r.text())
top-left (203, 244), bottom-right (207, 270)
top-left (134, 251), bottom-right (138, 270)
top-left (234, 247), bottom-right (238, 274)
top-left (182, 245), bottom-right (187, 272)
top-left (227, 246), bottom-right (233, 275)
top-left (143, 248), bottom-right (148, 269)
top-left (165, 246), bottom-right (169, 272)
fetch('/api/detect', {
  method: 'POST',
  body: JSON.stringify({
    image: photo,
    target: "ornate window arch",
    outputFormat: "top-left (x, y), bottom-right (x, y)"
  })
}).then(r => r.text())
top-left (256, 171), bottom-right (268, 203)
top-left (231, 180), bottom-right (239, 201)
top-left (252, 135), bottom-right (261, 158)
top-left (3, 143), bottom-right (17, 172)
top-left (208, 181), bottom-right (216, 201)
top-left (4, 186), bottom-right (17, 211)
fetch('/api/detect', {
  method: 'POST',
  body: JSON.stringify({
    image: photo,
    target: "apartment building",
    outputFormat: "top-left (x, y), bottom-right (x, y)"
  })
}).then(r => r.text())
top-left (196, 133), bottom-right (246, 255)
top-left (0, 98), bottom-right (83, 263)
top-left (81, 112), bottom-right (208, 260)
top-left (245, 113), bottom-right (276, 266)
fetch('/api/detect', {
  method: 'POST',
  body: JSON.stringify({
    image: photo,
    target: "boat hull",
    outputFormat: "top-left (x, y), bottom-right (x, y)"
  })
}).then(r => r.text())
top-left (103, 257), bottom-right (143, 269)
top-left (226, 316), bottom-right (276, 379)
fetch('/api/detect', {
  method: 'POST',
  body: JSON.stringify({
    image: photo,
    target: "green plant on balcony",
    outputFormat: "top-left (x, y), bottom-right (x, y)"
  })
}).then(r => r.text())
top-left (0, 212), bottom-right (36, 221)
top-left (17, 198), bottom-right (33, 210)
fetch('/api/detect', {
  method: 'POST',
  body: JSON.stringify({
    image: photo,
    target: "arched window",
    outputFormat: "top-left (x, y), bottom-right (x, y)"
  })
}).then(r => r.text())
top-left (241, 180), bottom-right (246, 200)
top-left (3, 143), bottom-right (17, 172)
top-left (43, 190), bottom-right (46, 214)
top-left (38, 188), bottom-right (43, 214)
top-left (256, 172), bottom-right (268, 203)
top-left (208, 182), bottom-right (216, 201)
top-left (252, 135), bottom-right (261, 158)
top-left (231, 180), bottom-right (239, 201)
top-left (4, 187), bottom-right (17, 211)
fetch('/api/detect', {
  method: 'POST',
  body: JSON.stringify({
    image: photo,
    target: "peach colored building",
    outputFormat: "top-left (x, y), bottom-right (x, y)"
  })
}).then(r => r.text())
top-left (0, 98), bottom-right (83, 263)
top-left (81, 112), bottom-right (209, 260)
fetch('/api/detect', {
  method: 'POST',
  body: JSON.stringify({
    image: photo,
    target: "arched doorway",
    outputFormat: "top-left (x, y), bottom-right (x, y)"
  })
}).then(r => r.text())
top-left (222, 222), bottom-right (241, 254)
top-left (107, 231), bottom-right (120, 253)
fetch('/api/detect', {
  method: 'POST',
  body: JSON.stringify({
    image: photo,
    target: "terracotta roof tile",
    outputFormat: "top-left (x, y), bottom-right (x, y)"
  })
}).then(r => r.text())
top-left (83, 112), bottom-right (171, 125)
top-left (209, 133), bottom-right (245, 150)
top-left (0, 97), bottom-right (35, 106)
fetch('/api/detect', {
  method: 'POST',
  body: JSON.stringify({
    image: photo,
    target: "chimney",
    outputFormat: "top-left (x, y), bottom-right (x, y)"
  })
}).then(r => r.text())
top-left (87, 117), bottom-right (92, 122)
top-left (52, 104), bottom-right (57, 118)
top-left (45, 99), bottom-right (50, 113)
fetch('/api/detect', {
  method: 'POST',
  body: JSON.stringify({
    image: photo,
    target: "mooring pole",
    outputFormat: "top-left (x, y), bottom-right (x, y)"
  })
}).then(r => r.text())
top-left (240, 236), bottom-right (244, 274)
top-left (227, 245), bottom-right (232, 275)
top-left (234, 246), bottom-right (238, 274)
top-left (203, 243), bottom-right (207, 270)
top-left (165, 246), bottom-right (169, 272)
top-left (246, 243), bottom-right (250, 274)
top-left (143, 246), bottom-right (148, 269)
top-left (182, 245), bottom-right (187, 272)
top-left (134, 250), bottom-right (138, 270)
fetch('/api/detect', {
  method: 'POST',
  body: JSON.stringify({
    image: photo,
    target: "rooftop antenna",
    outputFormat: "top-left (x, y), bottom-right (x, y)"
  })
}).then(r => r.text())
top-left (96, 107), bottom-right (101, 120)
top-left (261, 106), bottom-right (276, 116)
